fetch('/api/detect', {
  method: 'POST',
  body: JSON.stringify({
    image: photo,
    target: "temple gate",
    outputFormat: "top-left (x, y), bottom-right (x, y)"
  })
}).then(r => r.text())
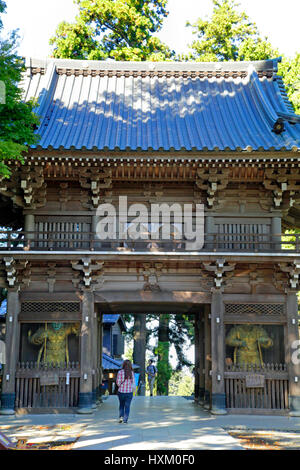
top-left (0, 58), bottom-right (299, 415)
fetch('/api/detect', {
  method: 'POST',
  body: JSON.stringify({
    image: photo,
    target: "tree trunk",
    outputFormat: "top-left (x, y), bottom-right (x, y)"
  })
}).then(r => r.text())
top-left (157, 314), bottom-right (171, 396)
top-left (133, 314), bottom-right (146, 395)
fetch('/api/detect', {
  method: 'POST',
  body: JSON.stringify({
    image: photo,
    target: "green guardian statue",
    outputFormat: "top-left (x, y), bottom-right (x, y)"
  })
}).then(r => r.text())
top-left (226, 324), bottom-right (273, 367)
top-left (28, 322), bottom-right (80, 366)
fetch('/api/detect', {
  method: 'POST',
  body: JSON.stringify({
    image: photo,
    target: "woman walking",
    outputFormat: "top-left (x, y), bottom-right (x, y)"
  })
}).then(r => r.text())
top-left (116, 359), bottom-right (135, 424)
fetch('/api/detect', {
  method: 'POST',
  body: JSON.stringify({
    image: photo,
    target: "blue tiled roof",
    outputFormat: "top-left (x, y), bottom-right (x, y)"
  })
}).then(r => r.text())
top-left (0, 299), bottom-right (6, 317)
top-left (103, 314), bottom-right (127, 332)
top-left (103, 314), bottom-right (120, 324)
top-left (23, 58), bottom-right (300, 153)
top-left (102, 353), bottom-right (123, 370)
top-left (102, 353), bottom-right (139, 370)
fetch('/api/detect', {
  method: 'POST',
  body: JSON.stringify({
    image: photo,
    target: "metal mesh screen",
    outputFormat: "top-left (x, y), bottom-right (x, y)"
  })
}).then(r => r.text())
top-left (224, 303), bottom-right (284, 316)
top-left (21, 302), bottom-right (80, 313)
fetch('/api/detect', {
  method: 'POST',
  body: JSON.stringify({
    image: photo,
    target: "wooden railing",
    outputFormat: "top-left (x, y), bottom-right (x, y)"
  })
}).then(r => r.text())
top-left (0, 231), bottom-right (299, 253)
top-left (224, 363), bottom-right (289, 412)
top-left (15, 362), bottom-right (80, 410)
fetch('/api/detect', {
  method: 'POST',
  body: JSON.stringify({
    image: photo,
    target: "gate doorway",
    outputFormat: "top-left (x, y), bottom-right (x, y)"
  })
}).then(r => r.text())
top-left (119, 312), bottom-right (198, 399)
top-left (9, 297), bottom-right (292, 415)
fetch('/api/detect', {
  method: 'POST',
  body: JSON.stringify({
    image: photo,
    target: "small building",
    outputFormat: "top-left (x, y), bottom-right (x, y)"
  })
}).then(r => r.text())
top-left (103, 314), bottom-right (127, 358)
top-left (102, 313), bottom-right (129, 395)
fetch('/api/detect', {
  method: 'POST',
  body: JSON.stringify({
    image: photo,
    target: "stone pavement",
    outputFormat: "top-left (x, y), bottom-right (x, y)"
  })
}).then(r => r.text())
top-left (73, 396), bottom-right (244, 450)
top-left (1, 396), bottom-right (300, 450)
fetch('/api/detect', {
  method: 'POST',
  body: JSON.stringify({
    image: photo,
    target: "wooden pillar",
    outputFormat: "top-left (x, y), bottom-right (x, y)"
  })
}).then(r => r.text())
top-left (198, 313), bottom-right (205, 405)
top-left (0, 289), bottom-right (20, 415)
top-left (98, 313), bottom-right (103, 401)
top-left (271, 216), bottom-right (281, 251)
top-left (203, 304), bottom-right (211, 409)
top-left (77, 289), bottom-right (94, 414)
top-left (210, 290), bottom-right (227, 414)
top-left (194, 313), bottom-right (200, 402)
top-left (91, 305), bottom-right (98, 408)
top-left (24, 213), bottom-right (35, 248)
top-left (286, 292), bottom-right (300, 416)
top-left (205, 215), bottom-right (215, 250)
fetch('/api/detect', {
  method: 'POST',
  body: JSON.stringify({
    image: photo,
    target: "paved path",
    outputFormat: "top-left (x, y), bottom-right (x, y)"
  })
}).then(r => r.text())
top-left (2, 396), bottom-right (300, 450)
top-left (73, 396), bottom-right (244, 450)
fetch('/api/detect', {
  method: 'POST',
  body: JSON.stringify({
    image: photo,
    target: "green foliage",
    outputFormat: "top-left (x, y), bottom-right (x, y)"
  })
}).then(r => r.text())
top-left (184, 0), bottom-right (299, 115)
top-left (156, 340), bottom-right (172, 395)
top-left (0, 0), bottom-right (39, 177)
top-left (168, 314), bottom-right (194, 371)
top-left (278, 54), bottom-right (300, 114)
top-left (169, 370), bottom-right (194, 396)
top-left (50, 0), bottom-right (175, 61)
top-left (185, 0), bottom-right (276, 62)
top-left (123, 341), bottom-right (133, 362)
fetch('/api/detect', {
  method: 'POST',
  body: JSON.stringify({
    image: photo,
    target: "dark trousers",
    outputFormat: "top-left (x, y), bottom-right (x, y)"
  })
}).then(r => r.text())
top-left (118, 392), bottom-right (133, 422)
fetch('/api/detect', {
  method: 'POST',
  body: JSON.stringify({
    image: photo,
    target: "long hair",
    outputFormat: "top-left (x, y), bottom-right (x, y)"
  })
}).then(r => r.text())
top-left (122, 359), bottom-right (133, 380)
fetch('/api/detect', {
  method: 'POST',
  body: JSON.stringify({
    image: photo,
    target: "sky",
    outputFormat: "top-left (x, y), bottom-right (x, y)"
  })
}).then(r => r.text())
top-left (1, 0), bottom-right (300, 60)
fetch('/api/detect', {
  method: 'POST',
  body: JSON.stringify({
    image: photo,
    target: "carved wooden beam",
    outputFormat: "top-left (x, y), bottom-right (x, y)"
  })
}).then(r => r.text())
top-left (139, 262), bottom-right (164, 291)
top-left (143, 183), bottom-right (164, 203)
top-left (196, 168), bottom-right (230, 207)
top-left (3, 257), bottom-right (17, 287)
top-left (202, 258), bottom-right (235, 289)
top-left (71, 257), bottom-right (105, 288)
top-left (278, 260), bottom-right (300, 290)
top-left (2, 257), bottom-right (30, 289)
top-left (20, 166), bottom-right (47, 208)
top-left (79, 168), bottom-right (112, 208)
top-left (263, 168), bottom-right (300, 208)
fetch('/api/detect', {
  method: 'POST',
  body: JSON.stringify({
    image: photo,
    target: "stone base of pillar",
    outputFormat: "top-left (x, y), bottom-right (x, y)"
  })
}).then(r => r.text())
top-left (198, 387), bottom-right (205, 406)
top-left (77, 392), bottom-right (94, 414)
top-left (289, 396), bottom-right (300, 416)
top-left (210, 393), bottom-right (227, 415)
top-left (203, 390), bottom-right (211, 410)
top-left (92, 390), bottom-right (98, 409)
top-left (0, 393), bottom-right (16, 415)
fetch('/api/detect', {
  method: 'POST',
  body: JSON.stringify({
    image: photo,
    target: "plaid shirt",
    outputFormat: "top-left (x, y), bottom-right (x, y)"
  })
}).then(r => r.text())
top-left (116, 369), bottom-right (135, 393)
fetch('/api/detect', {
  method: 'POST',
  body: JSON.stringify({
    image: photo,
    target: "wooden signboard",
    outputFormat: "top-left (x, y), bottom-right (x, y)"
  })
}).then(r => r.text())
top-left (40, 373), bottom-right (59, 386)
top-left (245, 374), bottom-right (265, 388)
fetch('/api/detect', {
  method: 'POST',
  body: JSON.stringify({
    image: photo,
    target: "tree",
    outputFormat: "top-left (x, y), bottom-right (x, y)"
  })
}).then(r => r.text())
top-left (185, 0), bottom-right (300, 115)
top-left (153, 313), bottom-right (194, 395)
top-left (132, 314), bottom-right (146, 395)
top-left (185, 0), bottom-right (276, 62)
top-left (169, 370), bottom-right (194, 396)
top-left (50, 0), bottom-right (175, 61)
top-left (156, 314), bottom-right (172, 395)
top-left (169, 314), bottom-right (194, 372)
top-left (278, 54), bottom-right (300, 115)
top-left (0, 0), bottom-right (39, 178)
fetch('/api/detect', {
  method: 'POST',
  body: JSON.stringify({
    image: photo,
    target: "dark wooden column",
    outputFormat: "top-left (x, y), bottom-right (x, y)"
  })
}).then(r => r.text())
top-left (91, 303), bottom-right (98, 409)
top-left (198, 313), bottom-right (205, 405)
top-left (0, 289), bottom-right (20, 415)
top-left (210, 289), bottom-right (227, 414)
top-left (97, 312), bottom-right (103, 403)
top-left (203, 304), bottom-right (211, 410)
top-left (286, 292), bottom-right (300, 416)
top-left (133, 313), bottom-right (146, 396)
top-left (194, 313), bottom-right (200, 402)
top-left (77, 289), bottom-right (94, 414)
